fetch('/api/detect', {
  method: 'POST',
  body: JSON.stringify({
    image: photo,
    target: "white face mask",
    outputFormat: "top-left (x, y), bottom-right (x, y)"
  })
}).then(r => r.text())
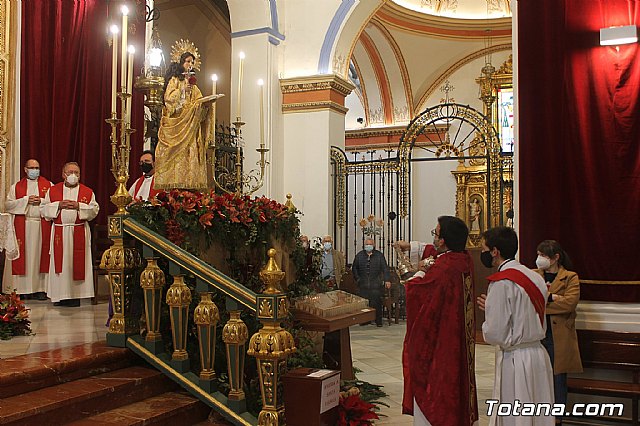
top-left (536, 255), bottom-right (551, 270)
top-left (323, 242), bottom-right (332, 251)
top-left (65, 174), bottom-right (79, 186)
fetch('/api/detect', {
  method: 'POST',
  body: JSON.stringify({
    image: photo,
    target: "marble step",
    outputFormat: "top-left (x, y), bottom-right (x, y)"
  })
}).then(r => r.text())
top-left (0, 341), bottom-right (136, 398)
top-left (0, 365), bottom-right (177, 425)
top-left (64, 391), bottom-right (212, 426)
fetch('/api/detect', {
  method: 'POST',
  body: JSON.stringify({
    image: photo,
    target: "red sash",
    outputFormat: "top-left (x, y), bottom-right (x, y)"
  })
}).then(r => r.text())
top-left (48, 183), bottom-right (93, 281)
top-left (12, 177), bottom-right (52, 275)
top-left (133, 175), bottom-right (159, 200)
top-left (487, 268), bottom-right (546, 326)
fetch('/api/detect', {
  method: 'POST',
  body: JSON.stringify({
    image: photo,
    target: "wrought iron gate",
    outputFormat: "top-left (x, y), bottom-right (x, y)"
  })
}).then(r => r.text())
top-left (331, 103), bottom-right (512, 264)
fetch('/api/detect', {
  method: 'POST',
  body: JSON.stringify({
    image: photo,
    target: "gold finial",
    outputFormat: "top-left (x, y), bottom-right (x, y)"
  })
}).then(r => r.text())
top-left (260, 248), bottom-right (285, 294)
top-left (284, 193), bottom-right (296, 212)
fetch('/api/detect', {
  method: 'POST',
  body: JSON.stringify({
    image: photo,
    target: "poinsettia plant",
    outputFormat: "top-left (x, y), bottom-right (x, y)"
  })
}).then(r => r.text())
top-left (338, 387), bottom-right (380, 426)
top-left (0, 291), bottom-right (32, 340)
top-left (127, 189), bottom-right (317, 295)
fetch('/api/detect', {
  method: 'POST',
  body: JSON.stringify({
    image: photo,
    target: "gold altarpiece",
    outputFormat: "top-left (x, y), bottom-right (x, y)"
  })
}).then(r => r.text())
top-left (452, 55), bottom-right (513, 247)
top-left (0, 0), bottom-right (18, 211)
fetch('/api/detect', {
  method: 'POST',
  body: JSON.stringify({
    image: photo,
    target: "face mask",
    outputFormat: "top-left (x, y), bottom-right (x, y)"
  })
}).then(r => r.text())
top-left (65, 174), bottom-right (79, 186)
top-left (323, 242), bottom-right (332, 251)
top-left (27, 169), bottom-right (40, 180)
top-left (536, 255), bottom-right (551, 270)
top-left (364, 245), bottom-right (374, 253)
top-left (140, 162), bottom-right (153, 175)
top-left (480, 250), bottom-right (494, 268)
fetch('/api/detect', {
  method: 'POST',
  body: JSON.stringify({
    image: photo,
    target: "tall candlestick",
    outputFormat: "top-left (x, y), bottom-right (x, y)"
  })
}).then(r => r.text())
top-left (110, 25), bottom-right (119, 115)
top-left (258, 79), bottom-right (264, 147)
top-left (237, 52), bottom-right (245, 120)
top-left (126, 45), bottom-right (135, 124)
top-left (120, 6), bottom-right (129, 92)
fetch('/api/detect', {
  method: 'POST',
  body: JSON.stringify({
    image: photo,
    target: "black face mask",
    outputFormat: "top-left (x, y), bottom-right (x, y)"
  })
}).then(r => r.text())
top-left (140, 162), bottom-right (153, 175)
top-left (480, 250), bottom-right (494, 268)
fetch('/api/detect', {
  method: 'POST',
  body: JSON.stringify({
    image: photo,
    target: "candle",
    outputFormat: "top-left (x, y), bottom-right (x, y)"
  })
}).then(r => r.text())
top-left (211, 74), bottom-right (218, 139)
top-left (120, 6), bottom-right (129, 92)
top-left (211, 73), bottom-right (217, 95)
top-left (258, 79), bottom-right (264, 147)
top-left (110, 25), bottom-right (119, 115)
top-left (237, 52), bottom-right (245, 120)
top-left (126, 45), bottom-right (135, 124)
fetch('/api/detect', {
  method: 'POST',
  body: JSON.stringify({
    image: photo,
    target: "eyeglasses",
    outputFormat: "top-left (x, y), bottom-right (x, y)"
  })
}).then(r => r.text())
top-left (430, 229), bottom-right (440, 238)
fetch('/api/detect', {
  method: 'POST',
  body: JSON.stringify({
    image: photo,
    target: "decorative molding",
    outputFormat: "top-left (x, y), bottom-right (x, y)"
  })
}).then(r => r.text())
top-left (280, 74), bottom-right (355, 97)
top-left (282, 101), bottom-right (349, 115)
top-left (415, 43), bottom-right (511, 111)
top-left (377, 1), bottom-right (512, 39)
top-left (280, 74), bottom-right (354, 114)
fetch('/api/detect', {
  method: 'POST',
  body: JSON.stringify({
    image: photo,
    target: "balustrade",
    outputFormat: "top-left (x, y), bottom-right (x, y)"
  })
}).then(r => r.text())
top-left (104, 217), bottom-right (296, 425)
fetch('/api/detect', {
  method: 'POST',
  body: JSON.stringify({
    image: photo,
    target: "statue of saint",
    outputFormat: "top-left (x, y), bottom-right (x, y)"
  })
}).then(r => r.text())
top-left (469, 198), bottom-right (481, 232)
top-left (154, 40), bottom-right (217, 191)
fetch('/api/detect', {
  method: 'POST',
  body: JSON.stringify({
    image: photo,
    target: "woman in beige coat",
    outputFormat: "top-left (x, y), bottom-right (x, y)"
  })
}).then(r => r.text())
top-left (535, 240), bottom-right (583, 425)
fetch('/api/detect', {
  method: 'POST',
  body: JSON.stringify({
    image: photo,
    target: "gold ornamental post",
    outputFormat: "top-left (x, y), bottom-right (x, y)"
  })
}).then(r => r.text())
top-left (102, 14), bottom-right (142, 347)
top-left (166, 275), bottom-right (192, 373)
top-left (222, 304), bottom-right (249, 412)
top-left (194, 292), bottom-right (220, 393)
top-left (248, 249), bottom-right (296, 426)
top-left (140, 258), bottom-right (166, 353)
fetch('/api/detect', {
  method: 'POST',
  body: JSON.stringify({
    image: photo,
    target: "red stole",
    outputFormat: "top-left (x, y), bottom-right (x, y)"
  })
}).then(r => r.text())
top-left (487, 268), bottom-right (546, 326)
top-left (12, 177), bottom-right (52, 275)
top-left (133, 175), bottom-right (159, 199)
top-left (48, 183), bottom-right (93, 281)
top-left (421, 243), bottom-right (438, 260)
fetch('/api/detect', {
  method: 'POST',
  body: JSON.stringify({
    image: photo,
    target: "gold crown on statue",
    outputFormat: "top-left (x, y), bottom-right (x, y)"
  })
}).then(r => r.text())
top-left (170, 39), bottom-right (201, 71)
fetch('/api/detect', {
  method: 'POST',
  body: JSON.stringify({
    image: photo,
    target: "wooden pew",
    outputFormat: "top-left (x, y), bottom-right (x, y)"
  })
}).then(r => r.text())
top-left (567, 329), bottom-right (640, 424)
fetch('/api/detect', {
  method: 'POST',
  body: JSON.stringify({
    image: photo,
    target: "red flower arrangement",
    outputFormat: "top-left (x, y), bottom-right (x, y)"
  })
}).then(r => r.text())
top-left (338, 387), bottom-right (380, 426)
top-left (129, 189), bottom-right (295, 249)
top-left (0, 291), bottom-right (32, 340)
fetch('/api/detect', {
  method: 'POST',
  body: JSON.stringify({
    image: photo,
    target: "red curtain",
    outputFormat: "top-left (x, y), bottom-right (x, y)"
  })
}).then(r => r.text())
top-left (518, 0), bottom-right (640, 301)
top-left (21, 0), bottom-right (146, 224)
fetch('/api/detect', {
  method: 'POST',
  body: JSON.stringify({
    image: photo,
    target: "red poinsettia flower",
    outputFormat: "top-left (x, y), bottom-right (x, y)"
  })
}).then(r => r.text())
top-left (338, 395), bottom-right (379, 426)
top-left (199, 212), bottom-right (214, 227)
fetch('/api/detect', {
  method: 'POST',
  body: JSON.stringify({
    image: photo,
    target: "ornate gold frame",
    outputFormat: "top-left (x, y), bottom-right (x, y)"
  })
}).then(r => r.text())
top-left (0, 0), bottom-right (16, 211)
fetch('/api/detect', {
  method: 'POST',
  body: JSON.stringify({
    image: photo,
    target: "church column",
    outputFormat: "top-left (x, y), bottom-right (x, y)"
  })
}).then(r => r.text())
top-left (280, 74), bottom-right (354, 237)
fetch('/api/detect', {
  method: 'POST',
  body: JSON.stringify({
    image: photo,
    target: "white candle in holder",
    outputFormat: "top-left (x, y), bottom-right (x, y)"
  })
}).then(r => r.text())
top-left (237, 52), bottom-right (245, 120)
top-left (120, 5), bottom-right (129, 92)
top-left (126, 45), bottom-right (135, 124)
top-left (110, 25), bottom-right (119, 115)
top-left (211, 74), bottom-right (217, 95)
top-left (258, 79), bottom-right (264, 146)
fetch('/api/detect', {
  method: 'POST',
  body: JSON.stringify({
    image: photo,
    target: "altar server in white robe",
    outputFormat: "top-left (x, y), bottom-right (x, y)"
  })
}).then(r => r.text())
top-left (2, 159), bottom-right (53, 299)
top-left (477, 226), bottom-right (554, 426)
top-left (41, 162), bottom-right (99, 307)
top-left (128, 150), bottom-right (158, 201)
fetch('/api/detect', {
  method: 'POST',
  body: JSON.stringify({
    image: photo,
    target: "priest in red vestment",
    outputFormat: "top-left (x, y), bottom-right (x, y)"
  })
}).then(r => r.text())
top-left (402, 215), bottom-right (478, 426)
top-left (41, 162), bottom-right (99, 307)
top-left (2, 159), bottom-right (52, 299)
top-left (128, 150), bottom-right (159, 201)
